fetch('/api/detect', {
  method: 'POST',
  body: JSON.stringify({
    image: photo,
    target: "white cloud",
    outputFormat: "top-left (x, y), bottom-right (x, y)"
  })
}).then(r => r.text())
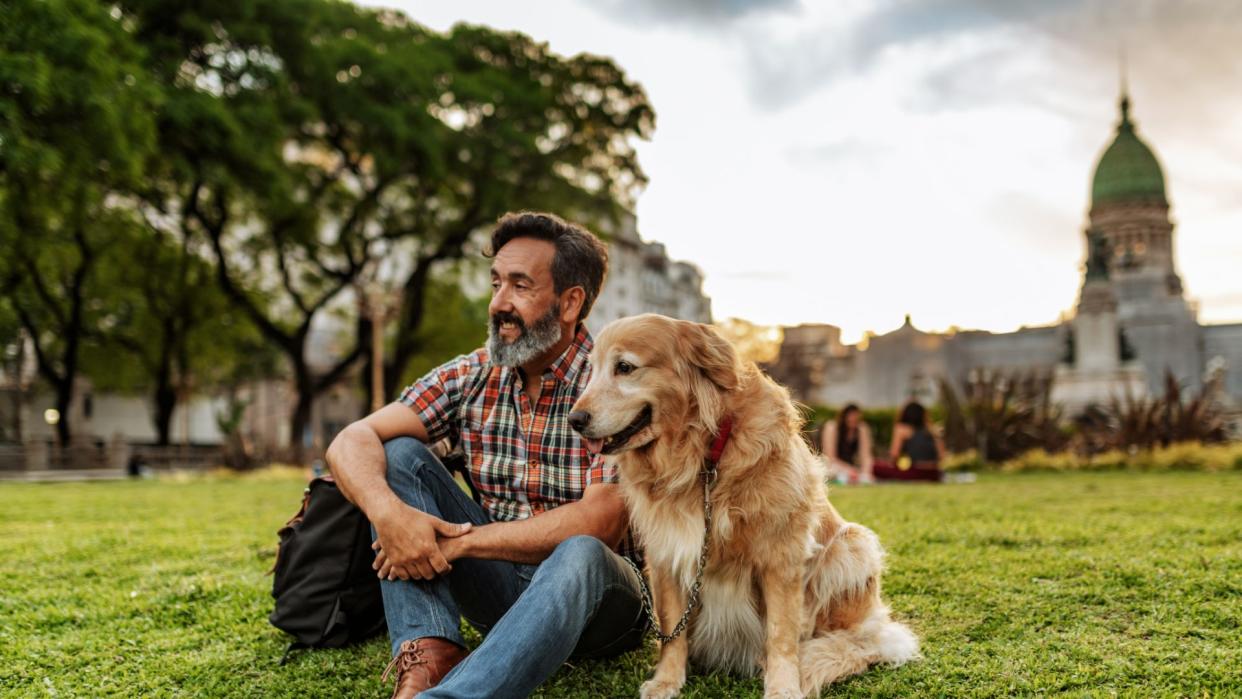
top-left (363, 0), bottom-right (1242, 340)
top-left (584, 0), bottom-right (798, 26)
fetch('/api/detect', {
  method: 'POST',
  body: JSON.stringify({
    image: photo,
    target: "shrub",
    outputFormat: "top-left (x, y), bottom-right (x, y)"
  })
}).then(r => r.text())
top-left (999, 442), bottom-right (1242, 473)
top-left (1081, 371), bottom-right (1230, 453)
top-left (942, 449), bottom-right (983, 472)
top-left (939, 370), bottom-right (1068, 462)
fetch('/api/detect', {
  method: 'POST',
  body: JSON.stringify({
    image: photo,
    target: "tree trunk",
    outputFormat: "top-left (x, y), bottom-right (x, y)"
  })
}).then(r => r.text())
top-left (9, 388), bottom-right (20, 443)
top-left (153, 383), bottom-right (177, 446)
top-left (356, 315), bottom-right (375, 418)
top-left (57, 222), bottom-right (89, 447)
top-left (388, 264), bottom-right (434, 402)
top-left (152, 324), bottom-right (177, 446)
top-left (289, 364), bottom-right (315, 463)
top-left (383, 349), bottom-right (411, 411)
top-left (360, 355), bottom-right (374, 419)
top-left (54, 380), bottom-right (72, 446)
top-left (386, 216), bottom-right (483, 403)
top-left (10, 337), bottom-right (25, 442)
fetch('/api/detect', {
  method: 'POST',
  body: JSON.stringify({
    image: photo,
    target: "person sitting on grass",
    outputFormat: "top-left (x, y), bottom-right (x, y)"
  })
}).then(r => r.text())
top-left (889, 401), bottom-right (945, 469)
top-left (325, 212), bottom-right (644, 699)
top-left (820, 403), bottom-right (875, 484)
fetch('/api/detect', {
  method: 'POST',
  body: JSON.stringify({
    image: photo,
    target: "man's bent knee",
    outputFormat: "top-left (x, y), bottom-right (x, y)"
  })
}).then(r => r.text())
top-left (544, 535), bottom-right (612, 574)
top-left (533, 536), bottom-right (631, 625)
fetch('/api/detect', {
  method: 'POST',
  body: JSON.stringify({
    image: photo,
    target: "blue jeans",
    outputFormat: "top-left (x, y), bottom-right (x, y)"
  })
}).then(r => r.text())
top-left (377, 437), bottom-right (647, 698)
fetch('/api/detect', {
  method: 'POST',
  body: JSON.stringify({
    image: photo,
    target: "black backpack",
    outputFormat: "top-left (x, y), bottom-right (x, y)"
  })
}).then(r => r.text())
top-left (269, 476), bottom-right (386, 664)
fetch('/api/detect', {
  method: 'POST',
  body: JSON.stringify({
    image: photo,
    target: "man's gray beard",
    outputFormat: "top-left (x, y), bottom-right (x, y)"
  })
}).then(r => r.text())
top-left (487, 303), bottom-right (563, 368)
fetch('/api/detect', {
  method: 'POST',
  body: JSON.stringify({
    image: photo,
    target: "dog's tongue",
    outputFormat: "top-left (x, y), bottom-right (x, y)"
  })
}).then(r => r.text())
top-left (582, 437), bottom-right (605, 455)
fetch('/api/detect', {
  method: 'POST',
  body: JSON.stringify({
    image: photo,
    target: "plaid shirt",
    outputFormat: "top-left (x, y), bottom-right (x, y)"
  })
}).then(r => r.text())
top-left (399, 325), bottom-right (636, 557)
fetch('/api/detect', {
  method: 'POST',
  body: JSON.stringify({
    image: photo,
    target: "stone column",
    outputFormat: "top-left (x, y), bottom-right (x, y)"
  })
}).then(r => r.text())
top-left (1075, 282), bottom-right (1121, 372)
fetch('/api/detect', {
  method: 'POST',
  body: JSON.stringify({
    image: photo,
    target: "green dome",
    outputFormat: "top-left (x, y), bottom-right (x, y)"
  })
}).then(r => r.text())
top-left (1091, 95), bottom-right (1167, 207)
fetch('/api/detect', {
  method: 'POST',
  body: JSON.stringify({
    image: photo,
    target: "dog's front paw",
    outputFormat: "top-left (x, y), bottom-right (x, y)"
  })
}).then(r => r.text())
top-left (639, 679), bottom-right (684, 699)
top-left (762, 685), bottom-right (804, 699)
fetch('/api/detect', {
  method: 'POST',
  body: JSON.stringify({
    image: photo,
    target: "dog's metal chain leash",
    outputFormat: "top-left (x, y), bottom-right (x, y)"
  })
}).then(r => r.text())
top-left (623, 467), bottom-right (715, 644)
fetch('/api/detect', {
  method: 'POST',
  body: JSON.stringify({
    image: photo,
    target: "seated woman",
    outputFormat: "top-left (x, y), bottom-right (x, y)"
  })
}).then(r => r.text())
top-left (819, 404), bottom-right (875, 484)
top-left (875, 401), bottom-right (945, 482)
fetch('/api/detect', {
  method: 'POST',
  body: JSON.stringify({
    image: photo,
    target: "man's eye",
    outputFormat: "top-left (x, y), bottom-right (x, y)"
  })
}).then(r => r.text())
top-left (615, 360), bottom-right (635, 375)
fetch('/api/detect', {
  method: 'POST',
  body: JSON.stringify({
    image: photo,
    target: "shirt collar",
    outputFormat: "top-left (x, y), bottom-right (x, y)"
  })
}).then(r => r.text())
top-left (546, 323), bottom-right (594, 384)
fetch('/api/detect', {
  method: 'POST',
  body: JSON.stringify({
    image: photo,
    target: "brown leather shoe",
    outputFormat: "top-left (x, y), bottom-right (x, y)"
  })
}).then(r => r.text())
top-left (381, 637), bottom-right (468, 699)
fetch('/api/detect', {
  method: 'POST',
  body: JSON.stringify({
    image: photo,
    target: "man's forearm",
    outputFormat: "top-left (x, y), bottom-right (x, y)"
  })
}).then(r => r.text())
top-left (451, 521), bottom-right (563, 565)
top-left (447, 488), bottom-right (627, 565)
top-left (325, 423), bottom-right (403, 521)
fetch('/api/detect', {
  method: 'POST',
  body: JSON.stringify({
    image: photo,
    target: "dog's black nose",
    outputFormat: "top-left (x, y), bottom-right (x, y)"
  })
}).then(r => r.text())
top-left (567, 411), bottom-right (591, 433)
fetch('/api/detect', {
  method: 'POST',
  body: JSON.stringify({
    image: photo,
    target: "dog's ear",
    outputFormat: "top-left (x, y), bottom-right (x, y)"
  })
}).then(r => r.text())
top-left (676, 320), bottom-right (742, 392)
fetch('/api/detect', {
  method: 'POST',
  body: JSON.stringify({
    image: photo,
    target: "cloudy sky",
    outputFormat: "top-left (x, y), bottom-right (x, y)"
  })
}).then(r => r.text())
top-left (372, 0), bottom-right (1242, 343)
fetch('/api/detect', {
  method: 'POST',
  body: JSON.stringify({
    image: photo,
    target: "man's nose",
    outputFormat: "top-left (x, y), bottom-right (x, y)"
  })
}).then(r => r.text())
top-left (567, 411), bottom-right (591, 433)
top-left (489, 296), bottom-right (512, 318)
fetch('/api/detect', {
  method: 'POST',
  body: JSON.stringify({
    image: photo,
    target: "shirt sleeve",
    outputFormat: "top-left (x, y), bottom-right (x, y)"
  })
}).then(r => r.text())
top-left (583, 451), bottom-right (617, 487)
top-left (396, 351), bottom-right (485, 444)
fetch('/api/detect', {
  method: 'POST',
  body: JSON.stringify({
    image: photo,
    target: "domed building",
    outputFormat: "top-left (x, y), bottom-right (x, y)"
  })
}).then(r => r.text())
top-left (1081, 90), bottom-right (1203, 396)
top-left (766, 86), bottom-right (1242, 411)
top-left (1091, 95), bottom-right (1167, 207)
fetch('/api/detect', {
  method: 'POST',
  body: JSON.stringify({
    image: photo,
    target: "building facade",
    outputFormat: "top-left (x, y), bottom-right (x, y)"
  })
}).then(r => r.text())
top-left (591, 213), bottom-right (712, 327)
top-left (766, 90), bottom-right (1242, 410)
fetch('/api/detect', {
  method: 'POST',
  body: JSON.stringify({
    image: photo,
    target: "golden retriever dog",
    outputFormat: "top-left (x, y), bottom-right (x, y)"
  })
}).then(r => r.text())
top-left (570, 314), bottom-right (918, 698)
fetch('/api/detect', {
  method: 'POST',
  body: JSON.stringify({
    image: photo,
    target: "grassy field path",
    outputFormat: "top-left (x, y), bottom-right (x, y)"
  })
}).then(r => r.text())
top-left (1, 470), bottom-right (1238, 697)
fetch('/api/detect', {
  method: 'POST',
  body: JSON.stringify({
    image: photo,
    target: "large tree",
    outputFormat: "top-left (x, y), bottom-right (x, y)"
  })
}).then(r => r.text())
top-left (125, 0), bottom-right (376, 453)
top-left (125, 0), bottom-right (655, 448)
top-left (372, 23), bottom-right (655, 405)
top-left (0, 0), bottom-right (156, 445)
top-left (87, 226), bottom-right (271, 446)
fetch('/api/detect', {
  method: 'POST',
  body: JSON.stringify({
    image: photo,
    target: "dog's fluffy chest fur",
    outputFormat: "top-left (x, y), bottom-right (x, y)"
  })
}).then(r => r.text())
top-left (623, 480), bottom-right (790, 674)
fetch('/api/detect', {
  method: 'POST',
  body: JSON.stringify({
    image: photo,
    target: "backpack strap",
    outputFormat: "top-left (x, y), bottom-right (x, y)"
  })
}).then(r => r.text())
top-left (279, 641), bottom-right (308, 666)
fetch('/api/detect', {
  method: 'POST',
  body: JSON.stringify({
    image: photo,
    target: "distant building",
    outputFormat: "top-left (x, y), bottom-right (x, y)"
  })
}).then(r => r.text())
top-left (766, 88), bottom-right (1242, 410)
top-left (0, 373), bottom-right (229, 447)
top-left (591, 213), bottom-right (712, 327)
top-left (2, 212), bottom-right (713, 455)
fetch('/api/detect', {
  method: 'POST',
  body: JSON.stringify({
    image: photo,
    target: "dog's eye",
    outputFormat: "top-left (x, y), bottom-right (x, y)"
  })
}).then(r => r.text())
top-left (615, 360), bottom-right (635, 376)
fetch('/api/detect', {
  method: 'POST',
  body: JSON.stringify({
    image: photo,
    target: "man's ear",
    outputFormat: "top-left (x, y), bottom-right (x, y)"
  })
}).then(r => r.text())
top-left (559, 286), bottom-right (585, 324)
top-left (675, 320), bottom-right (741, 392)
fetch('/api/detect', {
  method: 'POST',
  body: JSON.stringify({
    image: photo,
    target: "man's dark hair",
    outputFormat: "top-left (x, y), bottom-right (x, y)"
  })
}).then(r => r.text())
top-left (485, 211), bottom-right (609, 322)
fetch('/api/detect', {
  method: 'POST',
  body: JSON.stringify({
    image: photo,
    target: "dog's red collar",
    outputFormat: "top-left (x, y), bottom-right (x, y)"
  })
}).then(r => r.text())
top-left (707, 415), bottom-right (734, 468)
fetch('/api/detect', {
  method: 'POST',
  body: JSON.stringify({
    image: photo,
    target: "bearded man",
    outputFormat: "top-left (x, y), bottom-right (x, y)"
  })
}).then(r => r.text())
top-left (326, 212), bottom-right (645, 699)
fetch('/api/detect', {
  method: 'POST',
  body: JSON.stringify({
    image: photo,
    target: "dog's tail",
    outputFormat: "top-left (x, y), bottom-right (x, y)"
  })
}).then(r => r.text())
top-left (798, 608), bottom-right (920, 695)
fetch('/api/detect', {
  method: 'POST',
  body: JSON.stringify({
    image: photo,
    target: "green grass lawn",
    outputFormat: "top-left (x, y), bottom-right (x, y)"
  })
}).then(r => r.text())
top-left (2, 470), bottom-right (1239, 698)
